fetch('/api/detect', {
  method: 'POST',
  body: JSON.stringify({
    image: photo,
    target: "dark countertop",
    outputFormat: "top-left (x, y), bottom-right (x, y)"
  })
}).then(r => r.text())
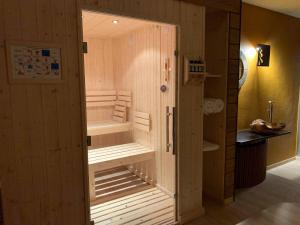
top-left (236, 129), bottom-right (291, 146)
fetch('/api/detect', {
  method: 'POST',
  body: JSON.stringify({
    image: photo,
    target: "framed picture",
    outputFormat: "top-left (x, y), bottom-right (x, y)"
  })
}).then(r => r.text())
top-left (5, 41), bottom-right (64, 84)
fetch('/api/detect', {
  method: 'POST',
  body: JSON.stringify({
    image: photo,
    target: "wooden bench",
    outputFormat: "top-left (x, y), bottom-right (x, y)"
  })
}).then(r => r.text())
top-left (86, 90), bottom-right (132, 136)
top-left (88, 111), bottom-right (153, 202)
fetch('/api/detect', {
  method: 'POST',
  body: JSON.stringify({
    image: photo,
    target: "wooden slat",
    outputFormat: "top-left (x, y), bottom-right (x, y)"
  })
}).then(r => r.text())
top-left (115, 105), bottom-right (126, 112)
top-left (134, 123), bottom-right (151, 132)
top-left (86, 101), bottom-right (115, 107)
top-left (118, 95), bottom-right (131, 102)
top-left (135, 117), bottom-right (150, 126)
top-left (112, 115), bottom-right (125, 123)
top-left (135, 111), bottom-right (150, 120)
top-left (86, 96), bottom-right (116, 102)
top-left (118, 90), bottom-right (131, 96)
top-left (115, 100), bottom-right (127, 106)
top-left (113, 111), bottom-right (126, 118)
top-left (86, 90), bottom-right (117, 96)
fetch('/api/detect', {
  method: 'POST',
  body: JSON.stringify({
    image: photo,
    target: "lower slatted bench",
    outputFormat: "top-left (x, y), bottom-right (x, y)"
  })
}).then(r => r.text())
top-left (88, 143), bottom-right (155, 201)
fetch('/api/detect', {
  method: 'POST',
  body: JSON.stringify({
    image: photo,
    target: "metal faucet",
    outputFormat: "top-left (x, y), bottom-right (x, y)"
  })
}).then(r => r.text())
top-left (268, 101), bottom-right (273, 123)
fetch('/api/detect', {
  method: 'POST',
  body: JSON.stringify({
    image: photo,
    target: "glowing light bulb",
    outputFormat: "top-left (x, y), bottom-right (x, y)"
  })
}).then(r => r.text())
top-left (245, 47), bottom-right (257, 59)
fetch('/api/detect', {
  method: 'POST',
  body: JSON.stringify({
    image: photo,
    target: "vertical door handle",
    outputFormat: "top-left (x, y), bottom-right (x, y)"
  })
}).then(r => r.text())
top-left (172, 107), bottom-right (177, 155)
top-left (166, 106), bottom-right (172, 152)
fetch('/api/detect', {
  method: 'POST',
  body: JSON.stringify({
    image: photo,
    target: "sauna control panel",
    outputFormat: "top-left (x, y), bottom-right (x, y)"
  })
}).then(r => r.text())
top-left (183, 56), bottom-right (206, 85)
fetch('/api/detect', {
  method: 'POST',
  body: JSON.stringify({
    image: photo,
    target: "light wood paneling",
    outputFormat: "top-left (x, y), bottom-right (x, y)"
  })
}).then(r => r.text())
top-left (84, 38), bottom-right (115, 91)
top-left (0, 0), bottom-right (88, 224)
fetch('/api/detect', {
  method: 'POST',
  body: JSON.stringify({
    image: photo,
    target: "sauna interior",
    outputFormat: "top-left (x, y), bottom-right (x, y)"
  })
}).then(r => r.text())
top-left (82, 10), bottom-right (177, 224)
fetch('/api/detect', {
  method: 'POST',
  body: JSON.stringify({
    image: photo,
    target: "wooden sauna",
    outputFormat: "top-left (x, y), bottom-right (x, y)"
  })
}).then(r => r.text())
top-left (82, 11), bottom-right (177, 224)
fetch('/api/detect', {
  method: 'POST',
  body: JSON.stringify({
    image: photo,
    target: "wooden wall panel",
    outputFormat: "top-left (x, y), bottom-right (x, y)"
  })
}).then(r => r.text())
top-left (0, 0), bottom-right (88, 224)
top-left (84, 38), bottom-right (114, 91)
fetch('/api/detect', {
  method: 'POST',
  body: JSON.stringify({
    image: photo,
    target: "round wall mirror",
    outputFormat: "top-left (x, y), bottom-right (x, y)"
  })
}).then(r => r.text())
top-left (239, 51), bottom-right (248, 89)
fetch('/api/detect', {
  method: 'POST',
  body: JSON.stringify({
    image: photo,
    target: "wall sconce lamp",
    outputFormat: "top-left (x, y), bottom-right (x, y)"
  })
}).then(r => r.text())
top-left (256, 44), bottom-right (271, 67)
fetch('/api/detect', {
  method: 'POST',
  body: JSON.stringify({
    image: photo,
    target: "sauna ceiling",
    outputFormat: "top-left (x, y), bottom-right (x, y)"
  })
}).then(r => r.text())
top-left (82, 11), bottom-right (161, 38)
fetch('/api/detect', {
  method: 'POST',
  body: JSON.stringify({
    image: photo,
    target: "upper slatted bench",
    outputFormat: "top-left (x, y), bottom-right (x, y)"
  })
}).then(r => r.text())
top-left (86, 90), bottom-right (132, 136)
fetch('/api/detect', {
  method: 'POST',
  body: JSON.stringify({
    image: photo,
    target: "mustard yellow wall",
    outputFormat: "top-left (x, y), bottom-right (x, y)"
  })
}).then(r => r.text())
top-left (239, 3), bottom-right (300, 165)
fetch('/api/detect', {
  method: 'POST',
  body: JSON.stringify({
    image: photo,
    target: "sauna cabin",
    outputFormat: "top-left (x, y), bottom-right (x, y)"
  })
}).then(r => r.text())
top-left (82, 11), bottom-right (177, 224)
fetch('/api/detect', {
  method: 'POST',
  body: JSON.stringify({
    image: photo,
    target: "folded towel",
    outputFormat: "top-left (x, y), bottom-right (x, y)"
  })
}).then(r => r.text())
top-left (204, 98), bottom-right (224, 115)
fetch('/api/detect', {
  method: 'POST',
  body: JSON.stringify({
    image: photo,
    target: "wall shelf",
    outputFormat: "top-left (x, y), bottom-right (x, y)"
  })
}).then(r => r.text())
top-left (203, 140), bottom-right (220, 152)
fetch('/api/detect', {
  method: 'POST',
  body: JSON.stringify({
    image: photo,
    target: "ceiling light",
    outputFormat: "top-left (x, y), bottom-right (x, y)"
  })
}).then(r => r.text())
top-left (112, 20), bottom-right (119, 24)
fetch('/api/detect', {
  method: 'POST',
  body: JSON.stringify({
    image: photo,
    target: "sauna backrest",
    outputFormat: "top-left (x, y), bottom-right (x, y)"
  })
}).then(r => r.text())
top-left (117, 90), bottom-right (132, 107)
top-left (86, 90), bottom-right (117, 108)
top-left (112, 90), bottom-right (132, 123)
top-left (134, 111), bottom-right (151, 132)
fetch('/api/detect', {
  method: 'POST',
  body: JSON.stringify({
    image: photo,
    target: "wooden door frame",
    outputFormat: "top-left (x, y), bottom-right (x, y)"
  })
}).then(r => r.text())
top-left (76, 4), bottom-right (181, 224)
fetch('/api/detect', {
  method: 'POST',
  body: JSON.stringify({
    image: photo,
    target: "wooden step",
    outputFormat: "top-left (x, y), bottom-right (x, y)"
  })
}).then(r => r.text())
top-left (87, 120), bottom-right (131, 136)
top-left (88, 143), bottom-right (155, 171)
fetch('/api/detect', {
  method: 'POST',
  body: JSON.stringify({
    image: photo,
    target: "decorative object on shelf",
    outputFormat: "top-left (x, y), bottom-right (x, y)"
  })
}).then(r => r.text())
top-left (5, 41), bottom-right (63, 83)
top-left (257, 44), bottom-right (271, 67)
top-left (250, 119), bottom-right (286, 134)
top-left (203, 98), bottom-right (224, 115)
top-left (239, 50), bottom-right (248, 89)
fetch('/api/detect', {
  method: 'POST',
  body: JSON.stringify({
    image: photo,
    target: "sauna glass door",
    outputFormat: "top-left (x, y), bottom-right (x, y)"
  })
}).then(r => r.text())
top-left (158, 25), bottom-right (176, 196)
